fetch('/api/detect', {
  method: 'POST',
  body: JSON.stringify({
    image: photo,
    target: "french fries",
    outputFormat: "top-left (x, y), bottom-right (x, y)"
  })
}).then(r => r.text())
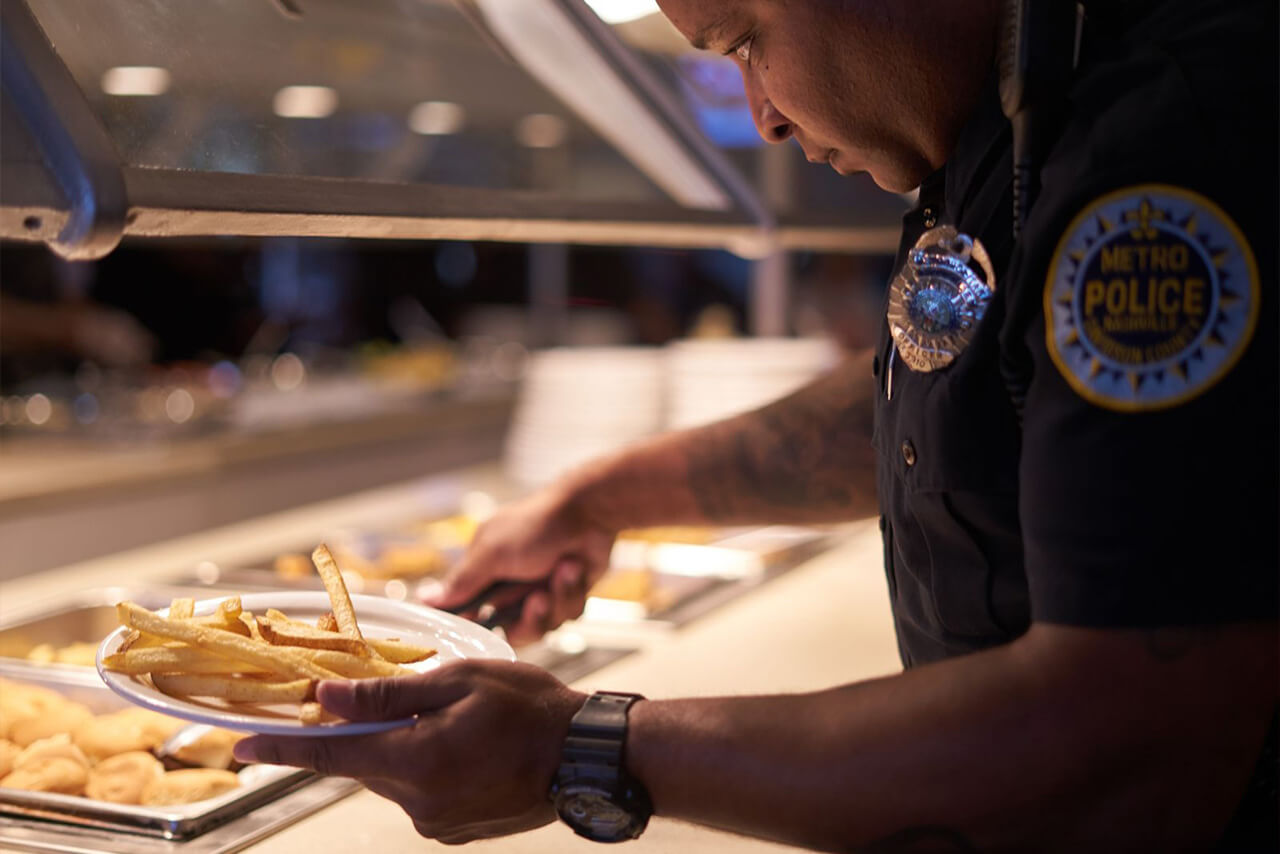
top-left (103, 647), bottom-right (269, 675)
top-left (152, 674), bottom-right (315, 704)
top-left (266, 610), bottom-right (435, 664)
top-left (299, 703), bottom-right (324, 726)
top-left (125, 612), bottom-right (252, 652)
top-left (117, 603), bottom-right (338, 682)
top-left (302, 650), bottom-right (411, 679)
top-left (256, 617), bottom-right (370, 656)
top-left (311, 545), bottom-right (365, 644)
top-left (105, 545), bottom-right (436, 725)
top-left (364, 637), bottom-right (437, 664)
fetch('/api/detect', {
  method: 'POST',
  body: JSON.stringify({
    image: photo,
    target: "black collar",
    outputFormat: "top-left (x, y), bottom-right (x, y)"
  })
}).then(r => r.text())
top-left (912, 73), bottom-right (1010, 224)
top-left (943, 75), bottom-right (1011, 223)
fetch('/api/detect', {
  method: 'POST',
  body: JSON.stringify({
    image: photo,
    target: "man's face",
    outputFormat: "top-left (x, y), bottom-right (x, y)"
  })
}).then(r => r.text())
top-left (657, 0), bottom-right (994, 193)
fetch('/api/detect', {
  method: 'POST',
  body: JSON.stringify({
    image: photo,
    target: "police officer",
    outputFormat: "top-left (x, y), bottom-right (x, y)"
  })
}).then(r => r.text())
top-left (237, 0), bottom-right (1277, 848)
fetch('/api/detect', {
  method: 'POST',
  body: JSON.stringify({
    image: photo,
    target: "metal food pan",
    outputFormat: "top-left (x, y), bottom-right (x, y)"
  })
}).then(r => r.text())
top-left (0, 660), bottom-right (314, 841)
top-left (183, 525), bottom-right (834, 594)
top-left (174, 531), bottom-right (458, 597)
top-left (0, 586), bottom-right (226, 664)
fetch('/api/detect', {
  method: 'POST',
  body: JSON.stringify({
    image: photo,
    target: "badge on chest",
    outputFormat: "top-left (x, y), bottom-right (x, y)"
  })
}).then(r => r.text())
top-left (888, 227), bottom-right (997, 373)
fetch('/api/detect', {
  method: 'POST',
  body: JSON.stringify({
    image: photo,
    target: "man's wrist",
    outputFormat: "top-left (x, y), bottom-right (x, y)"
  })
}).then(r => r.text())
top-left (543, 688), bottom-right (590, 792)
top-left (551, 691), bottom-right (653, 842)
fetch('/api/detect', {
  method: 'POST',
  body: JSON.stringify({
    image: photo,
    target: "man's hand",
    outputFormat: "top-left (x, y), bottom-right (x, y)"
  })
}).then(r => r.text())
top-left (424, 487), bottom-right (616, 644)
top-left (422, 352), bottom-right (878, 646)
top-left (234, 661), bottom-right (585, 845)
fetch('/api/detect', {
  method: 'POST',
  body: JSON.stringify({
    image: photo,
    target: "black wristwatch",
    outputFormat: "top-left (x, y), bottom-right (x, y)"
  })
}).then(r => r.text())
top-left (550, 691), bottom-right (652, 842)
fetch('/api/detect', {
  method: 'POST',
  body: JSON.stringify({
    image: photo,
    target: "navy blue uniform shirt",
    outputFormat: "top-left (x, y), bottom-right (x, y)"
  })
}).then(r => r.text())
top-left (873, 0), bottom-right (1277, 845)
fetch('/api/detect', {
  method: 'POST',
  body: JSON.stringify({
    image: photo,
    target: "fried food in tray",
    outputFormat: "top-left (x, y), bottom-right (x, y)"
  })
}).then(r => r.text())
top-left (141, 768), bottom-right (241, 806)
top-left (614, 526), bottom-right (718, 545)
top-left (25, 642), bottom-right (99, 667)
top-left (269, 516), bottom-right (482, 586)
top-left (86, 751), bottom-right (163, 804)
top-left (166, 727), bottom-right (242, 771)
top-left (274, 538), bottom-right (447, 583)
top-left (103, 546), bottom-right (436, 727)
top-left (0, 676), bottom-right (247, 807)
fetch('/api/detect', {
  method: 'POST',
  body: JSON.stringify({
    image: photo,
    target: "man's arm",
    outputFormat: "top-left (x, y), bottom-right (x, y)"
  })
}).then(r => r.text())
top-left (429, 350), bottom-right (878, 639)
top-left (235, 621), bottom-right (1277, 850)
top-left (569, 348), bottom-right (879, 530)
top-left (627, 621), bottom-right (1277, 852)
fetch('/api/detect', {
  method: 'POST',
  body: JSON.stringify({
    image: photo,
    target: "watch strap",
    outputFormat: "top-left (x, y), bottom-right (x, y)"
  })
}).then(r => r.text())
top-left (557, 692), bottom-right (644, 788)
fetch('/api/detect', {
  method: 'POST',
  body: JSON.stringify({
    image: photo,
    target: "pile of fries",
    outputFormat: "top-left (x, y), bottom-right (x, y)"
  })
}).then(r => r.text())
top-left (104, 545), bottom-right (436, 725)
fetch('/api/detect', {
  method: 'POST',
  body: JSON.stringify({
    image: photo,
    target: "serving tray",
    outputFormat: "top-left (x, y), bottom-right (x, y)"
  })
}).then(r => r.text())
top-left (0, 660), bottom-right (319, 841)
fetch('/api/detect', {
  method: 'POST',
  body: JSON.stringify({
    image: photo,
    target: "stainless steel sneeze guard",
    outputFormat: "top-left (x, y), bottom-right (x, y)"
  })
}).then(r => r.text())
top-left (0, 0), bottom-right (901, 256)
top-left (0, 0), bottom-right (771, 256)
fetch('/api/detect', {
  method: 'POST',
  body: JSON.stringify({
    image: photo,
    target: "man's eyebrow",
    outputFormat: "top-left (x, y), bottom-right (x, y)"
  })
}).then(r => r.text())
top-left (689, 15), bottom-right (733, 51)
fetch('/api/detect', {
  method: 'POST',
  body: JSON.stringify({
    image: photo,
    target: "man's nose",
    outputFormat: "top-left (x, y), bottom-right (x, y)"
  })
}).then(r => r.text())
top-left (756, 100), bottom-right (794, 143)
top-left (742, 69), bottom-right (793, 144)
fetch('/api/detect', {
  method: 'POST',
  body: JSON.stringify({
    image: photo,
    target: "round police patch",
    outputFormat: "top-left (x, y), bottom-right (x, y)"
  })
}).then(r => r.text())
top-left (1044, 184), bottom-right (1259, 412)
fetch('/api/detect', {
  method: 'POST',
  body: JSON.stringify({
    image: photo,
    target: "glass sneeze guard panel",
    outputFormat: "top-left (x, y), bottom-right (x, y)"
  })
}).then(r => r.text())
top-left (3, 0), bottom-right (899, 256)
top-left (25, 0), bottom-right (672, 204)
top-left (3, 0), bottom-right (774, 257)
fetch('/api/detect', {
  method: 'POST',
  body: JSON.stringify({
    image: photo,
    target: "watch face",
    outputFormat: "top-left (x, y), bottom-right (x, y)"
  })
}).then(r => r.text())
top-left (555, 785), bottom-right (641, 841)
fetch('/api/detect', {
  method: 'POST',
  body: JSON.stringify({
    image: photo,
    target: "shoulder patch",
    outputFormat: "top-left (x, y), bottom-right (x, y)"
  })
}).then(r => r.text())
top-left (1044, 184), bottom-right (1259, 412)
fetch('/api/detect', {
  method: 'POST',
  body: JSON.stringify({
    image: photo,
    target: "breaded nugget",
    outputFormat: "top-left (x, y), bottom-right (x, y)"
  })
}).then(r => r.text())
top-left (141, 768), bottom-right (240, 805)
top-left (0, 679), bottom-right (66, 722)
top-left (0, 756), bottom-right (88, 795)
top-left (0, 739), bottom-right (20, 777)
top-left (53, 642), bottom-right (99, 667)
top-left (115, 707), bottom-right (185, 745)
top-left (9, 702), bottom-right (92, 747)
top-left (171, 728), bottom-right (243, 770)
top-left (86, 751), bottom-right (163, 804)
top-left (73, 712), bottom-right (155, 761)
top-left (13, 733), bottom-right (89, 769)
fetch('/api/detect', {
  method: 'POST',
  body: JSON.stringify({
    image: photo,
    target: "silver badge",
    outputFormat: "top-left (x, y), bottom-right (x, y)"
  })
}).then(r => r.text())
top-left (887, 226), bottom-right (996, 372)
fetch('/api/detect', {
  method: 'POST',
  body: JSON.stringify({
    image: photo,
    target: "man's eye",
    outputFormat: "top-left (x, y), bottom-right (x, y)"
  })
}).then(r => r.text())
top-left (734, 36), bottom-right (754, 63)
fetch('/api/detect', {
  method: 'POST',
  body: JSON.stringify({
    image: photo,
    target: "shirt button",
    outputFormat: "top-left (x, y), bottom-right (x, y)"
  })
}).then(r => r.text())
top-left (901, 439), bottom-right (917, 467)
top-left (922, 207), bottom-right (937, 229)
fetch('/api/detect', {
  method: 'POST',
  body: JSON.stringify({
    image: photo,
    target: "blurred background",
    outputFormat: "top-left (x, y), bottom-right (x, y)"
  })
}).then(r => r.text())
top-left (0, 0), bottom-right (902, 576)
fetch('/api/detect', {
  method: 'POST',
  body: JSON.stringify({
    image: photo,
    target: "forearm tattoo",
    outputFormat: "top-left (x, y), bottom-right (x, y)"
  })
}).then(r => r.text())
top-left (684, 358), bottom-right (878, 523)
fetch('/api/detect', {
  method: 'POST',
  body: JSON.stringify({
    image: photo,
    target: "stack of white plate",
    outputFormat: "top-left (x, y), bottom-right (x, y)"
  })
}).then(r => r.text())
top-left (665, 338), bottom-right (838, 430)
top-left (504, 347), bottom-right (665, 487)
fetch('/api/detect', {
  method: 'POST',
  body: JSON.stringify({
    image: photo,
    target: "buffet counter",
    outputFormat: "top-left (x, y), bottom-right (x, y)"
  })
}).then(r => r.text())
top-left (0, 394), bottom-right (513, 578)
top-left (0, 464), bottom-right (900, 853)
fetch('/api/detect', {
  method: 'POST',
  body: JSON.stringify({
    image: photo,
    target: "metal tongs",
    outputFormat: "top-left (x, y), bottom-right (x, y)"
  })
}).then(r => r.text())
top-left (433, 579), bottom-right (549, 630)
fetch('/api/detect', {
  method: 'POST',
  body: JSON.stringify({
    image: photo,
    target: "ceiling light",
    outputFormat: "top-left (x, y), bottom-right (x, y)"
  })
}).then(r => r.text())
top-left (273, 85), bottom-right (338, 119)
top-left (101, 66), bottom-right (171, 96)
top-left (516, 113), bottom-right (568, 148)
top-left (583, 0), bottom-right (659, 24)
top-left (408, 100), bottom-right (466, 135)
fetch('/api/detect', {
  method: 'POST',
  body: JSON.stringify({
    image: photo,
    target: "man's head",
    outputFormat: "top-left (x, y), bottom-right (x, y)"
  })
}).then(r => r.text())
top-left (658, 0), bottom-right (1002, 192)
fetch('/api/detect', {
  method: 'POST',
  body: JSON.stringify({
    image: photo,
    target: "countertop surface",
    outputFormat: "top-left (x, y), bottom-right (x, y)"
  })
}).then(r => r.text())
top-left (0, 393), bottom-right (513, 516)
top-left (0, 466), bottom-right (901, 853)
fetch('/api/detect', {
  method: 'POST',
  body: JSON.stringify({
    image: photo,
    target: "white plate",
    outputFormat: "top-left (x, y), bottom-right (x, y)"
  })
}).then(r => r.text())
top-left (97, 592), bottom-right (514, 737)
